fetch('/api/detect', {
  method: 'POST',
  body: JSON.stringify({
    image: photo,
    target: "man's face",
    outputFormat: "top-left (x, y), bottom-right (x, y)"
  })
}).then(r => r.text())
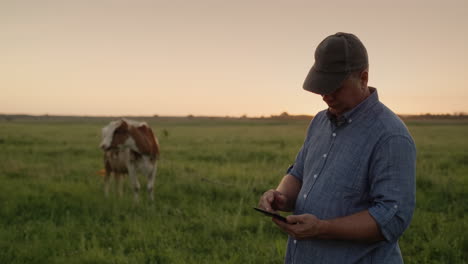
top-left (321, 70), bottom-right (369, 116)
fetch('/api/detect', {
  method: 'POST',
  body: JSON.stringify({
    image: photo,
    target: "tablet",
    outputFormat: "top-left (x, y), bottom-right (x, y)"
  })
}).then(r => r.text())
top-left (253, 207), bottom-right (287, 222)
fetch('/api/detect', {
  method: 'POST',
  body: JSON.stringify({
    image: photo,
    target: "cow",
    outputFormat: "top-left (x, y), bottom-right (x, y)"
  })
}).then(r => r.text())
top-left (99, 119), bottom-right (160, 201)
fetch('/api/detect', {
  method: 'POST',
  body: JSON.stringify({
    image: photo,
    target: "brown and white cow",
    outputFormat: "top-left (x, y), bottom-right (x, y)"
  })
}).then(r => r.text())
top-left (99, 119), bottom-right (160, 201)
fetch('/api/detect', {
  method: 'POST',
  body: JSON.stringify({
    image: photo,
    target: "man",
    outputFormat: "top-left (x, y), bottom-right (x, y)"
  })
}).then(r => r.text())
top-left (258, 32), bottom-right (416, 263)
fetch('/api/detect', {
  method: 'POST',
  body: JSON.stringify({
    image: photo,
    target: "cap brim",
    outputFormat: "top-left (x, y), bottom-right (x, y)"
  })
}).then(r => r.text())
top-left (303, 66), bottom-right (350, 95)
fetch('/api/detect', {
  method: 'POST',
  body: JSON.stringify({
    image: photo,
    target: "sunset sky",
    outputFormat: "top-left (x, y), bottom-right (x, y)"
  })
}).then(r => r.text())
top-left (1, 0), bottom-right (467, 117)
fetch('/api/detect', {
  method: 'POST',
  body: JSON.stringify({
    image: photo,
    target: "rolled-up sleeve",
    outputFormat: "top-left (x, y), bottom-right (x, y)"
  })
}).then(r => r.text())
top-left (368, 135), bottom-right (416, 242)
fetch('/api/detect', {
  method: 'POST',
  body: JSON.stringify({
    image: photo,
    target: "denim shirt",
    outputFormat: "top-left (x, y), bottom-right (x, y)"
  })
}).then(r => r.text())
top-left (286, 88), bottom-right (416, 264)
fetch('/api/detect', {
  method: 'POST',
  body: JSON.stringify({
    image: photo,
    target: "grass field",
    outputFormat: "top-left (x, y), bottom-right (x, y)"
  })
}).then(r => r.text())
top-left (0, 117), bottom-right (467, 263)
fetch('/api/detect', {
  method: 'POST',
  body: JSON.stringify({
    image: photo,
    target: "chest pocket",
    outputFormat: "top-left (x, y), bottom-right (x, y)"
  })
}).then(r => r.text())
top-left (326, 145), bottom-right (367, 193)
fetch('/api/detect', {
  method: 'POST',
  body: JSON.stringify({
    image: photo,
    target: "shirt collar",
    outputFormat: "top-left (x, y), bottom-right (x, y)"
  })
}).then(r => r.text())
top-left (327, 87), bottom-right (379, 126)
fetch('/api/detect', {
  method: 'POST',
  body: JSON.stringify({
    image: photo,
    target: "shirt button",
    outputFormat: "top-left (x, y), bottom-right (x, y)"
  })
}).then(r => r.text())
top-left (394, 205), bottom-right (398, 209)
top-left (293, 240), bottom-right (297, 244)
top-left (303, 194), bottom-right (307, 199)
top-left (332, 133), bottom-right (336, 137)
top-left (313, 174), bottom-right (318, 178)
top-left (348, 119), bottom-right (353, 123)
top-left (323, 154), bottom-right (327, 158)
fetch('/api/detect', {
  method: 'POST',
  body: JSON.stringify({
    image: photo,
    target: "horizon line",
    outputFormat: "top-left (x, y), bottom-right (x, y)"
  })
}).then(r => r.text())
top-left (2, 111), bottom-right (468, 119)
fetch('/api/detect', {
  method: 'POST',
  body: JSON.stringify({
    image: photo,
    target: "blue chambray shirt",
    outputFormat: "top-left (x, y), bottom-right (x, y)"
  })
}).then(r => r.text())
top-left (286, 88), bottom-right (416, 264)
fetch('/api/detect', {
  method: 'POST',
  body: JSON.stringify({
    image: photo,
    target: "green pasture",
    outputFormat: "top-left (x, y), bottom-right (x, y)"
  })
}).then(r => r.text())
top-left (0, 117), bottom-right (466, 263)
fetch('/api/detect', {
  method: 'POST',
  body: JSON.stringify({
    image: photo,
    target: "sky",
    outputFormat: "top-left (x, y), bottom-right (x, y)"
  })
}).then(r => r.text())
top-left (1, 0), bottom-right (467, 117)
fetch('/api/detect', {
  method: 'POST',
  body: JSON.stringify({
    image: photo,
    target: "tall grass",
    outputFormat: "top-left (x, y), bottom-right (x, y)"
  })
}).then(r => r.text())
top-left (0, 119), bottom-right (466, 263)
top-left (401, 122), bottom-right (468, 263)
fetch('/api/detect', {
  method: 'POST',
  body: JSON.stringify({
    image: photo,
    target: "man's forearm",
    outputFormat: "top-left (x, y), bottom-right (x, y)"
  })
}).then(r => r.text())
top-left (276, 174), bottom-right (302, 212)
top-left (318, 210), bottom-right (384, 242)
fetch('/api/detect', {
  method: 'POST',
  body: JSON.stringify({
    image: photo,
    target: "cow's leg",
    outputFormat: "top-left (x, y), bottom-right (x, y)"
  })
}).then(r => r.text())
top-left (116, 173), bottom-right (124, 198)
top-left (146, 162), bottom-right (157, 201)
top-left (127, 164), bottom-right (140, 202)
top-left (104, 171), bottom-right (112, 198)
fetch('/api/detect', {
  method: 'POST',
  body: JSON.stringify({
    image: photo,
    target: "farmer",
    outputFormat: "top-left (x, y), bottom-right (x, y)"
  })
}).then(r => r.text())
top-left (258, 32), bottom-right (416, 263)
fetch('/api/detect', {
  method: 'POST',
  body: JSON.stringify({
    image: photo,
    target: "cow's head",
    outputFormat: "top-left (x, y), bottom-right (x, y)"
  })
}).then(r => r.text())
top-left (99, 119), bottom-right (130, 151)
top-left (100, 119), bottom-right (159, 159)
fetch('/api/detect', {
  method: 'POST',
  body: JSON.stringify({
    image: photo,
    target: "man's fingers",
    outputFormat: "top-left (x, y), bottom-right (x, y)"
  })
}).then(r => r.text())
top-left (272, 218), bottom-right (289, 229)
top-left (273, 218), bottom-right (299, 238)
top-left (258, 190), bottom-right (275, 211)
top-left (258, 201), bottom-right (272, 212)
top-left (264, 191), bottom-right (274, 211)
top-left (273, 217), bottom-right (301, 239)
top-left (266, 194), bottom-right (274, 203)
top-left (259, 189), bottom-right (289, 213)
top-left (273, 191), bottom-right (287, 203)
top-left (286, 215), bottom-right (303, 224)
top-left (273, 214), bottom-right (321, 240)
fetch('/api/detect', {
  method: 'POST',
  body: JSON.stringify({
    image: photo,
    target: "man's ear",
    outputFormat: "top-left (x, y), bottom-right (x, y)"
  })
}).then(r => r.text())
top-left (360, 69), bottom-right (369, 89)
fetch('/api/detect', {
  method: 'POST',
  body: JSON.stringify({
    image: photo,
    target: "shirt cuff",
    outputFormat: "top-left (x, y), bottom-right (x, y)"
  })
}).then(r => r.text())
top-left (368, 202), bottom-right (399, 242)
top-left (286, 164), bottom-right (303, 182)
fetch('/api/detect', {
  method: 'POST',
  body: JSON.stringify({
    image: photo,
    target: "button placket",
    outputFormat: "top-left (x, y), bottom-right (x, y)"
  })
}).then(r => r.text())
top-left (301, 125), bottom-right (336, 212)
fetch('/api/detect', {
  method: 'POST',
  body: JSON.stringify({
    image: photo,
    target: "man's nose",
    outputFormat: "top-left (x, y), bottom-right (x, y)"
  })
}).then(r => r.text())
top-left (322, 94), bottom-right (333, 101)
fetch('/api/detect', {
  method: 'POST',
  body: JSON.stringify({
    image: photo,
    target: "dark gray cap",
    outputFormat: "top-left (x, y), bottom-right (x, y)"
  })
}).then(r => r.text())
top-left (303, 32), bottom-right (368, 95)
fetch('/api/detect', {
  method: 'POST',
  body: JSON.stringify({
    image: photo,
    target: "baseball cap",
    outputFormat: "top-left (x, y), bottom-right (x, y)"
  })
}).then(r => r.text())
top-left (303, 32), bottom-right (368, 95)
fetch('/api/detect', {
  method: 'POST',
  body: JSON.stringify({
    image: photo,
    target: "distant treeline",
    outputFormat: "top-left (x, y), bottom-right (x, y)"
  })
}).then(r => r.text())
top-left (1, 112), bottom-right (468, 122)
top-left (399, 113), bottom-right (468, 121)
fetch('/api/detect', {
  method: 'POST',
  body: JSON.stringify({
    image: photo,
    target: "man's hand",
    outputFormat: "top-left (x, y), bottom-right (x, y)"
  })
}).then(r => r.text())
top-left (258, 174), bottom-right (302, 213)
top-left (273, 214), bottom-right (327, 239)
top-left (258, 189), bottom-right (289, 213)
top-left (273, 211), bottom-right (385, 242)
